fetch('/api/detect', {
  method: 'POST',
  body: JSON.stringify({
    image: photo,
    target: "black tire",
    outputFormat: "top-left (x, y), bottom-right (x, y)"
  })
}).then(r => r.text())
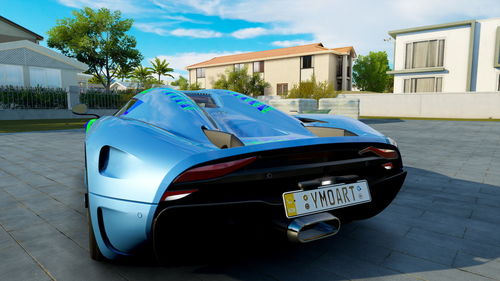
top-left (87, 209), bottom-right (106, 261)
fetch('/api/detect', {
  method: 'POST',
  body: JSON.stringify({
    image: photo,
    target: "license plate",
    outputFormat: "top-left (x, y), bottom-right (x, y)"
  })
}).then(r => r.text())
top-left (282, 180), bottom-right (371, 218)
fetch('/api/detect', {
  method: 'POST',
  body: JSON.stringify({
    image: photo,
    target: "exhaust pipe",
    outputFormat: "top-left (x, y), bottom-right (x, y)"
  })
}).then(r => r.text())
top-left (286, 213), bottom-right (340, 243)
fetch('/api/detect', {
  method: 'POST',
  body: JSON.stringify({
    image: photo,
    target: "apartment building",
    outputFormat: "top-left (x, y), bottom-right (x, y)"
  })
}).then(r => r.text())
top-left (388, 18), bottom-right (500, 93)
top-left (186, 43), bottom-right (356, 95)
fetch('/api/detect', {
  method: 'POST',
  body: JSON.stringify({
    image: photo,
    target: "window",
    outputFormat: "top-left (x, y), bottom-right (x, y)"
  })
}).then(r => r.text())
top-left (196, 68), bottom-right (205, 78)
top-left (405, 39), bottom-right (445, 69)
top-left (336, 79), bottom-right (342, 91)
top-left (277, 83), bottom-right (288, 95)
top-left (253, 61), bottom-right (264, 73)
top-left (301, 55), bottom-right (313, 69)
top-left (403, 77), bottom-right (443, 93)
top-left (0, 64), bottom-right (24, 86)
top-left (234, 63), bottom-right (246, 71)
top-left (337, 57), bottom-right (343, 76)
top-left (29, 67), bottom-right (61, 88)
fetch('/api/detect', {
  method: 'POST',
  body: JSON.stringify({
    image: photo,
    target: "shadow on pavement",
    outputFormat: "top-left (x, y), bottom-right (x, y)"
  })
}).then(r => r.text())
top-left (107, 166), bottom-right (500, 280)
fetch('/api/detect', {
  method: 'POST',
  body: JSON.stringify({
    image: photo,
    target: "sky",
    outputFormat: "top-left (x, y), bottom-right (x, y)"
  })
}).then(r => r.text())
top-left (1, 0), bottom-right (500, 81)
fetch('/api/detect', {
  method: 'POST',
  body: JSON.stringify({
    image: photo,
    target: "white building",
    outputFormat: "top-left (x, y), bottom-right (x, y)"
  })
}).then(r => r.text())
top-left (388, 18), bottom-right (500, 93)
top-left (186, 43), bottom-right (356, 95)
top-left (0, 16), bottom-right (88, 89)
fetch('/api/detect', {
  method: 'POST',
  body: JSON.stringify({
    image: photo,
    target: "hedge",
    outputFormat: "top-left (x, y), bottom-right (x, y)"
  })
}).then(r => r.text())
top-left (0, 86), bottom-right (67, 109)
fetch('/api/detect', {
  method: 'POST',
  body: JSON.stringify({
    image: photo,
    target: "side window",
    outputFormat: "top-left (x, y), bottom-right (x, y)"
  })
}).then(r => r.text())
top-left (405, 39), bottom-right (445, 69)
top-left (196, 68), bottom-right (205, 78)
top-left (277, 83), bottom-right (288, 95)
top-left (403, 77), bottom-right (443, 93)
top-left (234, 63), bottom-right (245, 70)
top-left (301, 55), bottom-right (313, 69)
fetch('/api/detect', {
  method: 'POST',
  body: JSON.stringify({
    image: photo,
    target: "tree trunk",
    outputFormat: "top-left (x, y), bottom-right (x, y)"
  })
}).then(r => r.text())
top-left (105, 77), bottom-right (111, 94)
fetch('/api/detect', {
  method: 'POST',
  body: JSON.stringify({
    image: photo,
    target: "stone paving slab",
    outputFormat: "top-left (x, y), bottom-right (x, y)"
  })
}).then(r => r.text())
top-left (0, 120), bottom-right (500, 281)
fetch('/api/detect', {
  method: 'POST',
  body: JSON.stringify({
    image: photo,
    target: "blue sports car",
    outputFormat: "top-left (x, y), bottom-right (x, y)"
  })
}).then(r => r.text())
top-left (79, 88), bottom-right (406, 261)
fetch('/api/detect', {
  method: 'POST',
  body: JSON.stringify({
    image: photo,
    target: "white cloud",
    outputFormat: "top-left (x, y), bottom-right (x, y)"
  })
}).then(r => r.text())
top-left (231, 27), bottom-right (268, 39)
top-left (153, 51), bottom-right (243, 81)
top-left (154, 0), bottom-right (500, 60)
top-left (271, 40), bottom-right (315, 47)
top-left (134, 22), bottom-right (170, 36)
top-left (231, 26), bottom-right (297, 39)
top-left (161, 15), bottom-right (210, 24)
top-left (170, 28), bottom-right (223, 38)
top-left (60, 0), bottom-right (500, 64)
top-left (57, 0), bottom-right (155, 14)
top-left (135, 23), bottom-right (223, 38)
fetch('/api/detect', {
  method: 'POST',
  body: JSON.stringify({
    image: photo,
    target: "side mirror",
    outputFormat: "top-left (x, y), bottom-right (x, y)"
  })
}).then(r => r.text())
top-left (72, 103), bottom-right (100, 118)
top-left (72, 104), bottom-right (88, 114)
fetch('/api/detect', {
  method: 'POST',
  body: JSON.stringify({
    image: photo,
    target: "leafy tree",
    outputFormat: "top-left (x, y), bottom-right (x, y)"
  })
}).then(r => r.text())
top-left (132, 66), bottom-right (153, 88)
top-left (352, 51), bottom-right (392, 92)
top-left (47, 7), bottom-right (142, 93)
top-left (87, 75), bottom-right (102, 84)
top-left (171, 76), bottom-right (189, 89)
top-left (213, 66), bottom-right (269, 96)
top-left (170, 76), bottom-right (200, 90)
top-left (287, 75), bottom-right (339, 100)
top-left (150, 58), bottom-right (174, 83)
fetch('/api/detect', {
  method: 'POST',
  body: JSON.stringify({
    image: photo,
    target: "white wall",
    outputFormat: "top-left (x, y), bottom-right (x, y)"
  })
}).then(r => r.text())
top-left (475, 18), bottom-right (500, 92)
top-left (339, 93), bottom-right (500, 119)
top-left (393, 25), bottom-right (471, 93)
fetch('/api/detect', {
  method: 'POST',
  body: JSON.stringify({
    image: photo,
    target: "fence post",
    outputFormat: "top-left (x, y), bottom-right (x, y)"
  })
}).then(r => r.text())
top-left (67, 86), bottom-right (80, 110)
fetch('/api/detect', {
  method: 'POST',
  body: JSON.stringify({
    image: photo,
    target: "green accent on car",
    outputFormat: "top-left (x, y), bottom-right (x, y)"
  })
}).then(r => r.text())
top-left (86, 119), bottom-right (97, 133)
top-left (388, 20), bottom-right (476, 91)
top-left (139, 88), bottom-right (154, 94)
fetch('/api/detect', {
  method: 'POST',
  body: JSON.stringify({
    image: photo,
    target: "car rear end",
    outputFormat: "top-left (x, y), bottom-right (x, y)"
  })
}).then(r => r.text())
top-left (152, 140), bottom-right (406, 252)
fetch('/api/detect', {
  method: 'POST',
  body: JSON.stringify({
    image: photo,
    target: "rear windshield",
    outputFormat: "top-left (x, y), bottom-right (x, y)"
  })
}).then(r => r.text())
top-left (184, 93), bottom-right (218, 108)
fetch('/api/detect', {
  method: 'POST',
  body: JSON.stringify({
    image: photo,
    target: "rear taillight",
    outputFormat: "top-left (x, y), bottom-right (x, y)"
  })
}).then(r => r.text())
top-left (359, 146), bottom-right (398, 159)
top-left (173, 156), bottom-right (257, 183)
top-left (382, 162), bottom-right (394, 170)
top-left (161, 189), bottom-right (198, 201)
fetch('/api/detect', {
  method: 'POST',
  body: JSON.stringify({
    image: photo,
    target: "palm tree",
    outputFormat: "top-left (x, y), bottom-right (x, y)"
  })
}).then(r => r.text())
top-left (149, 57), bottom-right (174, 84)
top-left (132, 66), bottom-right (153, 88)
top-left (115, 65), bottom-right (133, 82)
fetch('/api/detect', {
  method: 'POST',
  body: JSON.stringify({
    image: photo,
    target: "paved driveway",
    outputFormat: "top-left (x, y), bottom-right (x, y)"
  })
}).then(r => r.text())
top-left (1, 120), bottom-right (500, 281)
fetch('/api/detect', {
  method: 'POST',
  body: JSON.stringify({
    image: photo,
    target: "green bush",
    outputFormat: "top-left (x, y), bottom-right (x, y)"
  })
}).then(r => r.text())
top-left (287, 75), bottom-right (339, 100)
top-left (213, 66), bottom-right (269, 97)
top-left (0, 86), bottom-right (68, 109)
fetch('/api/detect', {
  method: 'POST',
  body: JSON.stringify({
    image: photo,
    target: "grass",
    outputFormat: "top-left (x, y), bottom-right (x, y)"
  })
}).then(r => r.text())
top-left (0, 118), bottom-right (92, 133)
top-left (361, 116), bottom-right (500, 121)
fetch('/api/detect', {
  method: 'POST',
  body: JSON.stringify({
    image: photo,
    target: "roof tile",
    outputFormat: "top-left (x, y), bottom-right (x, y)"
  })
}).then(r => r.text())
top-left (187, 43), bottom-right (355, 69)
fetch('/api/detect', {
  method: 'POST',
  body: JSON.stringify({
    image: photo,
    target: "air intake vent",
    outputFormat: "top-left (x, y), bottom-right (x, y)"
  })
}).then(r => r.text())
top-left (203, 128), bottom-right (244, 149)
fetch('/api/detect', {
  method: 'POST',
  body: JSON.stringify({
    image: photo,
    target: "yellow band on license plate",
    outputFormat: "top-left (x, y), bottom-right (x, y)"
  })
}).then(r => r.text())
top-left (282, 180), bottom-right (371, 218)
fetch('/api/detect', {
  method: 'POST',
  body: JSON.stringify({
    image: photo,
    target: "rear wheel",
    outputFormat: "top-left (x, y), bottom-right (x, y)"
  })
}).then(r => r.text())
top-left (87, 209), bottom-right (106, 261)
